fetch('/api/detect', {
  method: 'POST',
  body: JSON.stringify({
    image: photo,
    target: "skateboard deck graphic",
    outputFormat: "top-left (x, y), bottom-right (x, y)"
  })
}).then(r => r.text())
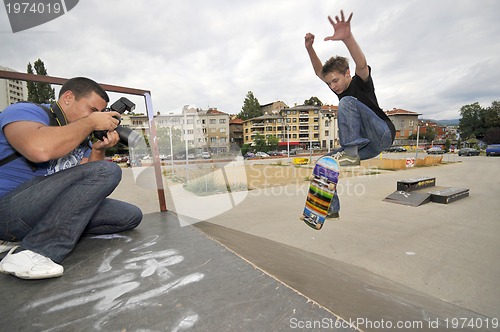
top-left (300, 156), bottom-right (340, 230)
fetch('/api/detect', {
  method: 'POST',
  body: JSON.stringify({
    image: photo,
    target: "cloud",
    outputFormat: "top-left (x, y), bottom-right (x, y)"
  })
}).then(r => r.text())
top-left (1, 0), bottom-right (499, 120)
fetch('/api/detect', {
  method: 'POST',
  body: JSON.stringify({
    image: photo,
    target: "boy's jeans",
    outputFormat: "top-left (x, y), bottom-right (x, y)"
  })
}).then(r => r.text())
top-left (329, 96), bottom-right (393, 213)
top-left (0, 161), bottom-right (142, 263)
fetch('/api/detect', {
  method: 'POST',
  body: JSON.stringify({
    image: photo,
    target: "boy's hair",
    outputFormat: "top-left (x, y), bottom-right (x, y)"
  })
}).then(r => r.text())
top-left (321, 56), bottom-right (350, 76)
top-left (59, 77), bottom-right (109, 102)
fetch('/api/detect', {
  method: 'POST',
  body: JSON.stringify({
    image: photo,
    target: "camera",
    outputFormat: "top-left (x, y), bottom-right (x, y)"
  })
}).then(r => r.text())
top-left (93, 97), bottom-right (143, 148)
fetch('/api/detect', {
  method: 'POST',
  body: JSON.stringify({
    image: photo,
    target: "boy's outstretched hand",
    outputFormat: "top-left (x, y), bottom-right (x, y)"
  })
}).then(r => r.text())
top-left (324, 10), bottom-right (353, 42)
top-left (304, 32), bottom-right (315, 49)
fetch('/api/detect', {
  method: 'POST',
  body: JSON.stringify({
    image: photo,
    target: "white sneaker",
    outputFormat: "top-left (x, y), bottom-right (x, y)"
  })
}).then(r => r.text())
top-left (0, 240), bottom-right (17, 254)
top-left (0, 247), bottom-right (64, 279)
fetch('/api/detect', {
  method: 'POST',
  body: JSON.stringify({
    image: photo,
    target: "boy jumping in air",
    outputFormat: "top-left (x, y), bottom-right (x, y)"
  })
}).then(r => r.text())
top-left (305, 10), bottom-right (395, 217)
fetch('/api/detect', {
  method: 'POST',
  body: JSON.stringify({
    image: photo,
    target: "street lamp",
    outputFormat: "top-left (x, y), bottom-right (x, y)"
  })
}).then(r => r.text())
top-left (323, 111), bottom-right (335, 153)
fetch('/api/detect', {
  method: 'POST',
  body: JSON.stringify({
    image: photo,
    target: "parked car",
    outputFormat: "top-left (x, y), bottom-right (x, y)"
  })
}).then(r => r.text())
top-left (160, 154), bottom-right (172, 160)
top-left (385, 146), bottom-right (407, 153)
top-left (255, 152), bottom-right (270, 158)
top-left (267, 150), bottom-right (285, 156)
top-left (426, 147), bottom-right (445, 154)
top-left (486, 144), bottom-right (500, 156)
top-left (111, 154), bottom-right (128, 163)
top-left (127, 159), bottom-right (142, 167)
top-left (458, 148), bottom-right (480, 156)
top-left (200, 152), bottom-right (211, 159)
top-left (244, 152), bottom-right (255, 159)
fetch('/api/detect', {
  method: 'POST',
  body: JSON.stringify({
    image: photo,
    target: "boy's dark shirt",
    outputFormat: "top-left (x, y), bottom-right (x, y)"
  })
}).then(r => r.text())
top-left (332, 66), bottom-right (396, 141)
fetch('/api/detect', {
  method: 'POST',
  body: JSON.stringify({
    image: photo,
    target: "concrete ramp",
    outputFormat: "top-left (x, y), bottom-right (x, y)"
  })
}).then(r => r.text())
top-left (384, 190), bottom-right (432, 206)
top-left (0, 212), bottom-right (351, 331)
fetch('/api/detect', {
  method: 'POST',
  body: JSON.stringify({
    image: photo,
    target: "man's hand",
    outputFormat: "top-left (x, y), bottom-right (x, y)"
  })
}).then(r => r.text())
top-left (92, 130), bottom-right (120, 151)
top-left (324, 10), bottom-right (353, 42)
top-left (304, 32), bottom-right (315, 49)
top-left (83, 130), bottom-right (119, 163)
top-left (88, 111), bottom-right (121, 132)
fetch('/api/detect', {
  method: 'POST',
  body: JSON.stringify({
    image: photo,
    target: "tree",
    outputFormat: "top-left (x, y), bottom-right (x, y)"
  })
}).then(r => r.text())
top-left (252, 132), bottom-right (267, 152)
top-left (237, 91), bottom-right (262, 120)
top-left (423, 127), bottom-right (436, 142)
top-left (27, 59), bottom-right (55, 103)
top-left (304, 96), bottom-right (323, 107)
top-left (156, 127), bottom-right (184, 155)
top-left (267, 136), bottom-right (279, 151)
top-left (459, 102), bottom-right (482, 139)
top-left (444, 139), bottom-right (451, 152)
top-left (484, 127), bottom-right (500, 144)
top-left (458, 101), bottom-right (500, 140)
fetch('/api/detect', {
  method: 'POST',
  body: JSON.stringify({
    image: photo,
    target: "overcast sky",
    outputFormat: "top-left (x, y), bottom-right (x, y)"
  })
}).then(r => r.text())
top-left (1, 0), bottom-right (499, 119)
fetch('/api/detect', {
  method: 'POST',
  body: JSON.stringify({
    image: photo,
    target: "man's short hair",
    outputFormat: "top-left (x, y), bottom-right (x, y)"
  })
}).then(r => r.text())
top-left (322, 56), bottom-right (350, 76)
top-left (59, 77), bottom-right (109, 102)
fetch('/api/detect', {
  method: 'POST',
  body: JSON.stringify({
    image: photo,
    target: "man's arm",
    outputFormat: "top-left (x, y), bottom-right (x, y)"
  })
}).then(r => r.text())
top-left (324, 10), bottom-right (369, 82)
top-left (305, 33), bottom-right (325, 81)
top-left (4, 111), bottom-right (120, 163)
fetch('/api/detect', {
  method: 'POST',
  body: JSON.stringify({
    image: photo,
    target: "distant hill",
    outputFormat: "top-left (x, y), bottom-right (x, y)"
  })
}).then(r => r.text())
top-left (421, 118), bottom-right (460, 126)
top-left (437, 119), bottom-right (460, 126)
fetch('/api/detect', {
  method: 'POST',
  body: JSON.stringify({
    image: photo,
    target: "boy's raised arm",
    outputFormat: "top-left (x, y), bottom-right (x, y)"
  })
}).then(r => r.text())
top-left (305, 32), bottom-right (325, 81)
top-left (324, 10), bottom-right (369, 82)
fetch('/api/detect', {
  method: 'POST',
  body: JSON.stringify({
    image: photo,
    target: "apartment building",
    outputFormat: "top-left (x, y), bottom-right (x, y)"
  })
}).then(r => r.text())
top-left (128, 105), bottom-right (231, 155)
top-left (229, 116), bottom-right (244, 147)
top-left (418, 119), bottom-right (449, 139)
top-left (202, 108), bottom-right (230, 154)
top-left (319, 105), bottom-right (338, 150)
top-left (385, 108), bottom-right (421, 139)
top-left (0, 66), bottom-right (27, 110)
top-left (243, 104), bottom-right (339, 151)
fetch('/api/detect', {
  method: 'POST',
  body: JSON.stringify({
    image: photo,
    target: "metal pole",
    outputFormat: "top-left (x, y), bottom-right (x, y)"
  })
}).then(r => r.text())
top-left (415, 125), bottom-right (420, 160)
top-left (169, 126), bottom-right (174, 175)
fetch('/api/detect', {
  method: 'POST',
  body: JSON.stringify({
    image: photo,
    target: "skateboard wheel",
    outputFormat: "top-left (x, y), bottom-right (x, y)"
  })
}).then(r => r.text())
top-left (316, 224), bottom-right (322, 230)
top-left (300, 215), bottom-right (305, 220)
top-left (328, 183), bottom-right (336, 191)
top-left (309, 175), bottom-right (314, 181)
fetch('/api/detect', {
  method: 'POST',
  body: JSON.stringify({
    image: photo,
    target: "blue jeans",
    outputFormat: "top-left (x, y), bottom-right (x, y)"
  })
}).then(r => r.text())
top-left (329, 96), bottom-right (393, 213)
top-left (0, 161), bottom-right (142, 263)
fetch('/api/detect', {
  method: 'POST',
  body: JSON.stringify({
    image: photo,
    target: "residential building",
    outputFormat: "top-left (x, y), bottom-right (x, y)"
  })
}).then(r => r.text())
top-left (202, 108), bottom-right (230, 154)
top-left (128, 105), bottom-right (231, 155)
top-left (319, 105), bottom-right (338, 151)
top-left (418, 119), bottom-right (448, 140)
top-left (243, 112), bottom-right (284, 146)
top-left (0, 66), bottom-right (27, 110)
top-left (260, 101), bottom-right (288, 115)
top-left (385, 108), bottom-right (421, 139)
top-left (283, 105), bottom-right (321, 148)
top-left (229, 116), bottom-right (244, 147)
top-left (242, 104), bottom-right (339, 151)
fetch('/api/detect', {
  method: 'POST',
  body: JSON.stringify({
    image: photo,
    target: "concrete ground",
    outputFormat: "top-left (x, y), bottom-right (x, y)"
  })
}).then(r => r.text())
top-left (110, 155), bottom-right (500, 330)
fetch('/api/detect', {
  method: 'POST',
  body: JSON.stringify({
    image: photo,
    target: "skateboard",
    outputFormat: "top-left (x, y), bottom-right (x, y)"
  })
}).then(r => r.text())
top-left (300, 156), bottom-right (340, 230)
